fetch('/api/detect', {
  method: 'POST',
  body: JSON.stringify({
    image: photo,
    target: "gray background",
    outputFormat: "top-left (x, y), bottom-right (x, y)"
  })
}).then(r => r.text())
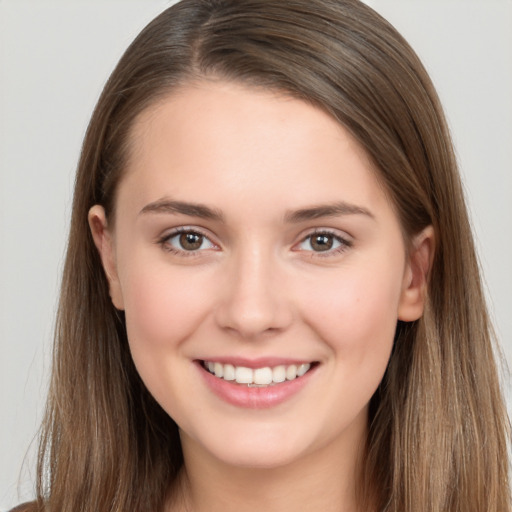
top-left (1, 1), bottom-right (511, 509)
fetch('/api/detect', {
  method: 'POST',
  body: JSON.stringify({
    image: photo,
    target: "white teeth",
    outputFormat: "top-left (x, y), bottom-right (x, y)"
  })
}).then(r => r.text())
top-left (297, 363), bottom-right (310, 377)
top-left (204, 361), bottom-right (313, 386)
top-left (223, 364), bottom-right (235, 381)
top-left (272, 365), bottom-right (286, 383)
top-left (254, 367), bottom-right (273, 385)
top-left (286, 364), bottom-right (297, 380)
top-left (214, 362), bottom-right (224, 378)
top-left (235, 366), bottom-right (253, 384)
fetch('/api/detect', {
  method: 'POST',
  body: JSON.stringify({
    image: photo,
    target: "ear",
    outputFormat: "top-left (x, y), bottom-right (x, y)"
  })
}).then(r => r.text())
top-left (398, 225), bottom-right (435, 322)
top-left (88, 205), bottom-right (125, 310)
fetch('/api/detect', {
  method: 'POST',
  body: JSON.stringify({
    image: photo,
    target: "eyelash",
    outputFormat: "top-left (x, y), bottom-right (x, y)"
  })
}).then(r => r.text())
top-left (157, 227), bottom-right (217, 257)
top-left (157, 228), bottom-right (352, 257)
top-left (296, 229), bottom-right (353, 257)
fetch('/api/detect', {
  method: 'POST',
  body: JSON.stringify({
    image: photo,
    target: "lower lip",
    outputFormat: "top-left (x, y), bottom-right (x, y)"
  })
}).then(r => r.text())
top-left (196, 362), bottom-right (316, 409)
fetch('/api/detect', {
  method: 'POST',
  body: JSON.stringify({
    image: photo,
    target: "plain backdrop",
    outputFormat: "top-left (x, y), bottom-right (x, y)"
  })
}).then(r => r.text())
top-left (1, 1), bottom-right (511, 509)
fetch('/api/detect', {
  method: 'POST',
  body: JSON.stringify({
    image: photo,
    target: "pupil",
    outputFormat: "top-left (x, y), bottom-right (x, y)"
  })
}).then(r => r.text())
top-left (312, 234), bottom-right (333, 251)
top-left (180, 232), bottom-right (202, 250)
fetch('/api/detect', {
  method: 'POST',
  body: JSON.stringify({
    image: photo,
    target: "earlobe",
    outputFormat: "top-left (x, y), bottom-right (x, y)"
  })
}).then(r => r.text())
top-left (88, 205), bottom-right (125, 310)
top-left (397, 225), bottom-right (435, 322)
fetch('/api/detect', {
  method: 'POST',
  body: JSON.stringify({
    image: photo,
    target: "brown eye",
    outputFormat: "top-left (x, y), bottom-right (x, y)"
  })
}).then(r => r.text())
top-left (163, 229), bottom-right (215, 253)
top-left (297, 231), bottom-right (350, 255)
top-left (179, 232), bottom-right (203, 250)
top-left (310, 234), bottom-right (334, 251)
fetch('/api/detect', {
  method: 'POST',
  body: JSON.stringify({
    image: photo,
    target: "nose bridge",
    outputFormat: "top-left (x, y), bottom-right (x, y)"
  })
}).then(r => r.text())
top-left (216, 241), bottom-right (291, 338)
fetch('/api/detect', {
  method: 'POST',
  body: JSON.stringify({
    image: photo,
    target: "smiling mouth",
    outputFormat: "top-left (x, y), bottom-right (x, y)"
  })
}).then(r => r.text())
top-left (202, 360), bottom-right (315, 387)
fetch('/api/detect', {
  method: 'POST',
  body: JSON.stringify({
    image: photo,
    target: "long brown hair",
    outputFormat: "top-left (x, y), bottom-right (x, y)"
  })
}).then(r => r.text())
top-left (30, 1), bottom-right (510, 511)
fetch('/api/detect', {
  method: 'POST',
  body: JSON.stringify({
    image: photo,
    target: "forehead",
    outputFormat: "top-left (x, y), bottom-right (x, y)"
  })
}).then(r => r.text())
top-left (118, 80), bottom-right (394, 222)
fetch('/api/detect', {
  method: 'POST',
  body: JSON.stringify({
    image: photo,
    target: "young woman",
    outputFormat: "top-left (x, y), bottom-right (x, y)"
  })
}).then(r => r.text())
top-left (16, 1), bottom-right (510, 511)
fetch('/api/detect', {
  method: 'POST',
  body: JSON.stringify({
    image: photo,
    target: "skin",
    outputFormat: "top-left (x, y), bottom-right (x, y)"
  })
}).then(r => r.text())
top-left (89, 80), bottom-right (433, 512)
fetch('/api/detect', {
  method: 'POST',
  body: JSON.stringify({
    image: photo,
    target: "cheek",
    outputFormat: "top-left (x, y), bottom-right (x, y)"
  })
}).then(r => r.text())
top-left (120, 263), bottom-right (214, 355)
top-left (118, 264), bottom-right (216, 418)
top-left (298, 262), bottom-right (403, 426)
top-left (302, 260), bottom-right (404, 361)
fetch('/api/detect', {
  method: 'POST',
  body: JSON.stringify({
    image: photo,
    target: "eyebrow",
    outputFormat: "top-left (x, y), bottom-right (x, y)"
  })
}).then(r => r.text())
top-left (284, 202), bottom-right (375, 223)
top-left (139, 198), bottom-right (374, 223)
top-left (139, 199), bottom-right (224, 221)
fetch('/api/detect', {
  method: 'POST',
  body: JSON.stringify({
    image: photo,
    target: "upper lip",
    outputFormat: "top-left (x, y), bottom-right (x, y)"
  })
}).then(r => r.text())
top-left (197, 357), bottom-right (316, 369)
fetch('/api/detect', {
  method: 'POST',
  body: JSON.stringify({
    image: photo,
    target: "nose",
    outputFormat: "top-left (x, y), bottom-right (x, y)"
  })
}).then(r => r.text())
top-left (215, 245), bottom-right (293, 339)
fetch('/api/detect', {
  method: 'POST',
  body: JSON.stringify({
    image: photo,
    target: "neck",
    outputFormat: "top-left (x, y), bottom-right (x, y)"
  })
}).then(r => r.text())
top-left (168, 422), bottom-right (368, 512)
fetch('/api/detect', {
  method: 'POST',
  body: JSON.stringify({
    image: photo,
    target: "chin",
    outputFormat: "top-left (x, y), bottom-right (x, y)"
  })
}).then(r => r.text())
top-left (184, 421), bottom-right (320, 470)
top-left (212, 444), bottom-right (306, 470)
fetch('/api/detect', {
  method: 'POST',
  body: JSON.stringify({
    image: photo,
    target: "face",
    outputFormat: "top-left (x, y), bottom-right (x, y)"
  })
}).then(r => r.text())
top-left (90, 81), bottom-right (431, 470)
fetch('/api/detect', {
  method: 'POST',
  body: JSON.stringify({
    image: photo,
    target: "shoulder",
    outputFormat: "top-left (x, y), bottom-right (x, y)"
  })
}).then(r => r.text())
top-left (9, 503), bottom-right (37, 512)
